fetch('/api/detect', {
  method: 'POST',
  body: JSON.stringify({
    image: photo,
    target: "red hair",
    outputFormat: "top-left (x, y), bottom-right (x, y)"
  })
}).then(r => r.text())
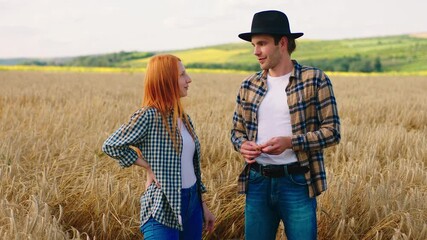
top-left (142, 54), bottom-right (193, 148)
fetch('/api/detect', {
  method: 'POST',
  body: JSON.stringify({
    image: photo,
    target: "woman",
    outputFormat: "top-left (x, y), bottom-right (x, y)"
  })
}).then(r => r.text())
top-left (102, 54), bottom-right (215, 239)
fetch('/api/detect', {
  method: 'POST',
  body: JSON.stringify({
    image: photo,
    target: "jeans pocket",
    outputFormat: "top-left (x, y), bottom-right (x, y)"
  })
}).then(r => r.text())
top-left (289, 173), bottom-right (308, 186)
top-left (141, 217), bottom-right (178, 239)
top-left (140, 217), bottom-right (154, 236)
top-left (248, 169), bottom-right (265, 184)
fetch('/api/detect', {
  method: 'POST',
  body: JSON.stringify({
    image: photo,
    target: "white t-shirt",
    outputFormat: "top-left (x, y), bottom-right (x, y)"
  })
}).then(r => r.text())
top-left (255, 73), bottom-right (298, 165)
top-left (179, 119), bottom-right (197, 188)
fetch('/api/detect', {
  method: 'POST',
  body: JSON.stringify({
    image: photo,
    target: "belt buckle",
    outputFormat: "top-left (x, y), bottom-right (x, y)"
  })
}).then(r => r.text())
top-left (262, 165), bottom-right (283, 178)
top-left (261, 166), bottom-right (271, 176)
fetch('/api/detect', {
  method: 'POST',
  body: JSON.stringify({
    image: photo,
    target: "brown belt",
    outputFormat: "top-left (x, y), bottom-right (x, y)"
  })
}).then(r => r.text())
top-left (250, 162), bottom-right (309, 178)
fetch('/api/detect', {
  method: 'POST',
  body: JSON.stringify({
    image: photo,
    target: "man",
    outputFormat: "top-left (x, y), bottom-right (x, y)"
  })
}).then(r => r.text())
top-left (230, 10), bottom-right (341, 240)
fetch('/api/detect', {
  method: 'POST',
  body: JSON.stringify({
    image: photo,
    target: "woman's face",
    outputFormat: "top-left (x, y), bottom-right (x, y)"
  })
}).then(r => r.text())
top-left (177, 61), bottom-right (192, 97)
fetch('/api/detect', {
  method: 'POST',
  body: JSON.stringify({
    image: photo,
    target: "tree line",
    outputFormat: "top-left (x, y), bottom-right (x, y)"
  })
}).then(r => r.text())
top-left (23, 52), bottom-right (383, 73)
top-left (300, 54), bottom-right (382, 72)
top-left (23, 51), bottom-right (154, 67)
top-left (188, 54), bottom-right (382, 73)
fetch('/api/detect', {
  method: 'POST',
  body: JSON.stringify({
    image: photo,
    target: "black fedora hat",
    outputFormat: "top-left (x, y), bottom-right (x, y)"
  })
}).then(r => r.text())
top-left (239, 10), bottom-right (303, 42)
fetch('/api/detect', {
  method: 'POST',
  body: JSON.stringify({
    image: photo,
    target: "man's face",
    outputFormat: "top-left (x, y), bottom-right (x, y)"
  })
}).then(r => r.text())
top-left (251, 35), bottom-right (282, 71)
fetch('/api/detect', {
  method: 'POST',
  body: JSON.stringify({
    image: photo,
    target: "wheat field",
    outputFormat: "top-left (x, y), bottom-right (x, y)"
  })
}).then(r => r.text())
top-left (0, 70), bottom-right (426, 240)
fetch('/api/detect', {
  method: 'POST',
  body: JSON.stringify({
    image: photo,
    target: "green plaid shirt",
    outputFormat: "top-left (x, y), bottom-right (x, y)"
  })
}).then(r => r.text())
top-left (102, 107), bottom-right (206, 230)
top-left (231, 60), bottom-right (341, 198)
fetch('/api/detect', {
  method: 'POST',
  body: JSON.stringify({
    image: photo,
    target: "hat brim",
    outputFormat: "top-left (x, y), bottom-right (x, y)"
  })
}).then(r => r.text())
top-left (238, 32), bottom-right (304, 42)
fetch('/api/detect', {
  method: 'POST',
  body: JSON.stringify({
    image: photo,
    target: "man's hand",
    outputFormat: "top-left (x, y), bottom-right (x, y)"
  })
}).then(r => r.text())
top-left (259, 136), bottom-right (292, 155)
top-left (240, 141), bottom-right (262, 163)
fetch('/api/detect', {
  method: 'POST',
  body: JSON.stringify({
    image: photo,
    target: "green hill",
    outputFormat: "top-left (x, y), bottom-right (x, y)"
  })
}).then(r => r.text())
top-left (14, 34), bottom-right (427, 73)
top-left (119, 34), bottom-right (427, 73)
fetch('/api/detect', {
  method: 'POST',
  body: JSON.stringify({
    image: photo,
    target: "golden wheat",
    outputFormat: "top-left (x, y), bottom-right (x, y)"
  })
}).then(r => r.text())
top-left (0, 71), bottom-right (426, 240)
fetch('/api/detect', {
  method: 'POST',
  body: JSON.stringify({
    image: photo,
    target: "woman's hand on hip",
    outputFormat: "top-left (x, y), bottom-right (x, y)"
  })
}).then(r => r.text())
top-left (145, 167), bottom-right (160, 190)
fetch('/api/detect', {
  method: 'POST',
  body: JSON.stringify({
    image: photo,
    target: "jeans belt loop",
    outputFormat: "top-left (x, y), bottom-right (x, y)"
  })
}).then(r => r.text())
top-left (283, 165), bottom-right (289, 176)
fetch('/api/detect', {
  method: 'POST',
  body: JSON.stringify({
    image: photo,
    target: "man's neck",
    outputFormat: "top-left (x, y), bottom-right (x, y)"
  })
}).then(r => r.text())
top-left (268, 59), bottom-right (293, 77)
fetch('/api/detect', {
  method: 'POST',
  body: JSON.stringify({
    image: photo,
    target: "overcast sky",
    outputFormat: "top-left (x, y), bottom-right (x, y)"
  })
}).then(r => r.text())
top-left (1, 0), bottom-right (426, 58)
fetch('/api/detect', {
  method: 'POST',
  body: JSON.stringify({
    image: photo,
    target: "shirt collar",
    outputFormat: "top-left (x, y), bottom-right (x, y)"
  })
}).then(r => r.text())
top-left (255, 60), bottom-right (301, 82)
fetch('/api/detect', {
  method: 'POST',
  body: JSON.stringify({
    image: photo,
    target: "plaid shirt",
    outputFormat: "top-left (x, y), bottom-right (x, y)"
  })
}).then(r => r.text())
top-left (231, 60), bottom-right (341, 198)
top-left (102, 107), bottom-right (206, 230)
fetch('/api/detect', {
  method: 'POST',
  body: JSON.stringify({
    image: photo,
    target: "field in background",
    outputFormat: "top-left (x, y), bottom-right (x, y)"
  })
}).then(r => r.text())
top-left (0, 71), bottom-right (426, 239)
top-left (3, 34), bottom-right (427, 73)
top-left (116, 35), bottom-right (427, 72)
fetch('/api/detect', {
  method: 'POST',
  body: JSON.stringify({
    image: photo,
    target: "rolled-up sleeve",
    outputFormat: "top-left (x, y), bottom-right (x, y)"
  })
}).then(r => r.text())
top-left (230, 88), bottom-right (248, 151)
top-left (102, 109), bottom-right (149, 168)
top-left (292, 75), bottom-right (340, 152)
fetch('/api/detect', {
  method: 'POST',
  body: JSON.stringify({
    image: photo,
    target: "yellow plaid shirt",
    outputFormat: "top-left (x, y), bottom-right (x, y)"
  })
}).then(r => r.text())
top-left (231, 60), bottom-right (341, 197)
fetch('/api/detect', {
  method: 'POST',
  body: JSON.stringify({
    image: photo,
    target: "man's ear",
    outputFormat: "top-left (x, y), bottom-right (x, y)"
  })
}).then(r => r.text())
top-left (280, 36), bottom-right (288, 51)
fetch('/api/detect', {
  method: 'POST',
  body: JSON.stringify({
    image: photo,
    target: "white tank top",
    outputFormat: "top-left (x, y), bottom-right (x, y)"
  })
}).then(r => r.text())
top-left (255, 73), bottom-right (298, 165)
top-left (178, 119), bottom-right (197, 188)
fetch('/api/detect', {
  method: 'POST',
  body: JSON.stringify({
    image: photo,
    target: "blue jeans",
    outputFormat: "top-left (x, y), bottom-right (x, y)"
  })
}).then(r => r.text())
top-left (245, 169), bottom-right (317, 240)
top-left (140, 183), bottom-right (203, 240)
